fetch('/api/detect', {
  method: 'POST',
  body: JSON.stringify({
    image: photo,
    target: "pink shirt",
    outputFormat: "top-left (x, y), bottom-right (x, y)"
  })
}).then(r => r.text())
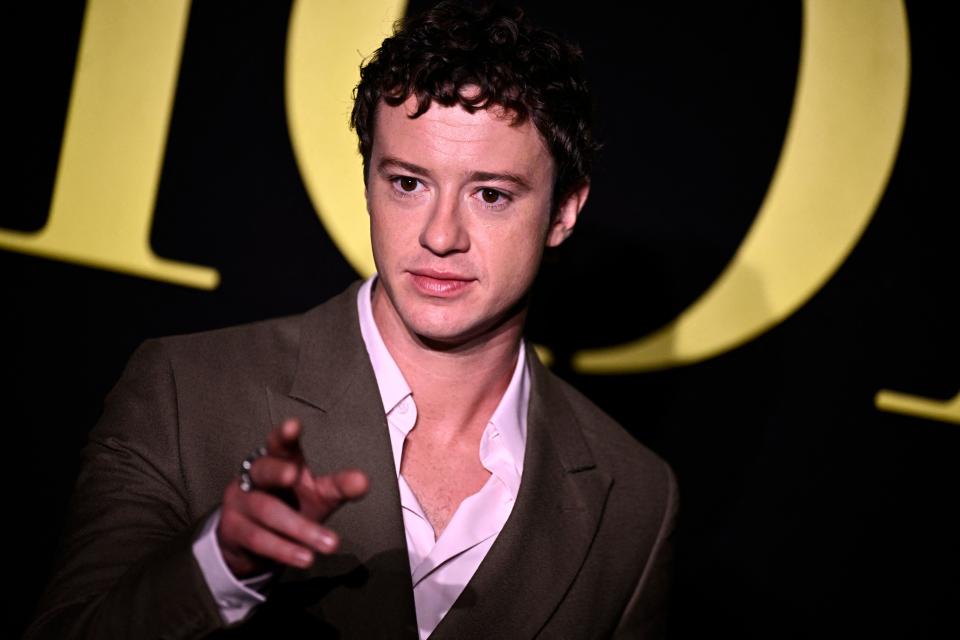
top-left (193, 276), bottom-right (529, 638)
top-left (358, 277), bottom-right (529, 638)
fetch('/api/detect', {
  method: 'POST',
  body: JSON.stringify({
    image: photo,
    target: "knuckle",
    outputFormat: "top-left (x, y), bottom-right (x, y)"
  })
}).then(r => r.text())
top-left (256, 458), bottom-right (297, 487)
top-left (281, 462), bottom-right (299, 485)
top-left (246, 492), bottom-right (297, 532)
top-left (246, 526), bottom-right (272, 553)
top-left (246, 490), bottom-right (274, 516)
top-left (249, 457), bottom-right (270, 483)
top-left (316, 476), bottom-right (344, 504)
top-left (220, 508), bottom-right (239, 529)
top-left (220, 511), bottom-right (249, 547)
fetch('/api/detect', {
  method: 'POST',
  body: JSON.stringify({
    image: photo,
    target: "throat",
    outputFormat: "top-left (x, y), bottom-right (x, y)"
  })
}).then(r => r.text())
top-left (400, 424), bottom-right (492, 539)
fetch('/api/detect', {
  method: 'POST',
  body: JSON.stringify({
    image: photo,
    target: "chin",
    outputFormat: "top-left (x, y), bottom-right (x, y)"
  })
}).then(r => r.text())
top-left (409, 305), bottom-right (524, 350)
top-left (405, 316), bottom-right (476, 346)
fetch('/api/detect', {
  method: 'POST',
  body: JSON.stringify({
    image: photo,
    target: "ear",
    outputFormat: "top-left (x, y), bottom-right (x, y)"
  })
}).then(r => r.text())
top-left (546, 181), bottom-right (590, 248)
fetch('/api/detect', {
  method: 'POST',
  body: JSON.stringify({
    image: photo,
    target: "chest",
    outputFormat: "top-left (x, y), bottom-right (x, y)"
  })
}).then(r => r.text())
top-left (399, 430), bottom-right (491, 539)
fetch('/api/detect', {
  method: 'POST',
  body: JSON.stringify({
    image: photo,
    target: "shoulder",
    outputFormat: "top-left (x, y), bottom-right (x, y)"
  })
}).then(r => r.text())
top-left (544, 368), bottom-right (671, 474)
top-left (135, 280), bottom-right (362, 386)
top-left (537, 365), bottom-right (677, 513)
top-left (527, 360), bottom-right (678, 626)
top-left (148, 311), bottom-right (303, 382)
top-left (105, 281), bottom-right (364, 436)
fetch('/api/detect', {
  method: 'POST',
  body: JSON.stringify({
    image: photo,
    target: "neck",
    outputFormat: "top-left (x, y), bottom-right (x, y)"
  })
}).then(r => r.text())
top-left (371, 280), bottom-right (523, 439)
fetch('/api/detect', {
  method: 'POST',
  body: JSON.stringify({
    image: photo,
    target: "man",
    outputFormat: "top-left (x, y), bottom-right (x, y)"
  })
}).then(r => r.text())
top-left (27, 2), bottom-right (676, 638)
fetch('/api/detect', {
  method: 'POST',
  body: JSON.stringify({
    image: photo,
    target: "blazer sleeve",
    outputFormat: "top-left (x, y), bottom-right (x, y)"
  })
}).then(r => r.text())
top-left (613, 462), bottom-right (679, 639)
top-left (24, 340), bottom-right (227, 640)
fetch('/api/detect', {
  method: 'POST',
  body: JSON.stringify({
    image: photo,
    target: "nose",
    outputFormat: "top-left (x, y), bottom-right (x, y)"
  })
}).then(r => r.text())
top-left (419, 192), bottom-right (470, 255)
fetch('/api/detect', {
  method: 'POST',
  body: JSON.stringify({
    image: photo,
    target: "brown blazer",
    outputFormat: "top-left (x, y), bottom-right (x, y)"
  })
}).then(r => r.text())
top-left (26, 281), bottom-right (677, 639)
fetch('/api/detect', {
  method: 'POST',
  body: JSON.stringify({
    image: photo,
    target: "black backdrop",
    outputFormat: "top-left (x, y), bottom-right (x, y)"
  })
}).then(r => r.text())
top-left (6, 1), bottom-right (958, 638)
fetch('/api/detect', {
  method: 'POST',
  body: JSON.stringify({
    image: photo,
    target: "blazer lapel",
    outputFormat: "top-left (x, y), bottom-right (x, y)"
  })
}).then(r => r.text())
top-left (263, 282), bottom-right (418, 638)
top-left (430, 345), bottom-right (613, 639)
top-left (257, 284), bottom-right (608, 638)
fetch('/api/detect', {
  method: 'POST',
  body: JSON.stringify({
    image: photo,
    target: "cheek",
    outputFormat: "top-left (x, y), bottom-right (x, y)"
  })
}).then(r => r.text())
top-left (369, 218), bottom-right (399, 274)
top-left (369, 206), bottom-right (406, 252)
top-left (481, 225), bottom-right (547, 280)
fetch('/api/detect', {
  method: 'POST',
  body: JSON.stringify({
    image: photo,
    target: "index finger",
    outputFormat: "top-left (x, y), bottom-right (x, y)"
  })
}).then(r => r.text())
top-left (265, 418), bottom-right (304, 460)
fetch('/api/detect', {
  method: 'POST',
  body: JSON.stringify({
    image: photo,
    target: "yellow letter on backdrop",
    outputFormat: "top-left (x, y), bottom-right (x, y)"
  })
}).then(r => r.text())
top-left (0, 0), bottom-right (219, 289)
top-left (286, 0), bottom-right (407, 279)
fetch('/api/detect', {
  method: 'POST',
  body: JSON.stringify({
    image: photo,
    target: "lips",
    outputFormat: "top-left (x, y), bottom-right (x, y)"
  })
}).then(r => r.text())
top-left (408, 270), bottom-right (474, 297)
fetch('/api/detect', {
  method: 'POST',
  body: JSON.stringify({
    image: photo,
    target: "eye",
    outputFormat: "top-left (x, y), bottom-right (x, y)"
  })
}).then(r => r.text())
top-left (389, 176), bottom-right (426, 196)
top-left (479, 188), bottom-right (506, 205)
top-left (397, 176), bottom-right (420, 192)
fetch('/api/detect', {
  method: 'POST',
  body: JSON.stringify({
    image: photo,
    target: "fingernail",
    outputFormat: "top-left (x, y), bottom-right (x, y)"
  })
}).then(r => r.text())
top-left (296, 550), bottom-right (313, 567)
top-left (315, 531), bottom-right (336, 551)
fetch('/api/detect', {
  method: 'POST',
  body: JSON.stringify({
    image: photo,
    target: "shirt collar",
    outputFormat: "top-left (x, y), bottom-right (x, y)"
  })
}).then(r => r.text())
top-left (485, 341), bottom-right (528, 474)
top-left (357, 276), bottom-right (412, 415)
top-left (356, 275), bottom-right (529, 479)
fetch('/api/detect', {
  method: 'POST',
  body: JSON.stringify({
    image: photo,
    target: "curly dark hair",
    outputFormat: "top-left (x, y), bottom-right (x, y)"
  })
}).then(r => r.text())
top-left (351, 1), bottom-right (598, 212)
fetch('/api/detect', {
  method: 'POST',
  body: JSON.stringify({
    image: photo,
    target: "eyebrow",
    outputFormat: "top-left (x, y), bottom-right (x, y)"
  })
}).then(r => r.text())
top-left (376, 156), bottom-right (533, 192)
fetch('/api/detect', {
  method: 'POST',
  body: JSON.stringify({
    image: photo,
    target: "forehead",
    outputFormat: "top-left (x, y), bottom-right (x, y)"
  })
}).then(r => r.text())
top-left (371, 95), bottom-right (552, 178)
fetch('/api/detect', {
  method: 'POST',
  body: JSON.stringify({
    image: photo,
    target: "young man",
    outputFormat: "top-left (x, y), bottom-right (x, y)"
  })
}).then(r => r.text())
top-left (27, 3), bottom-right (676, 638)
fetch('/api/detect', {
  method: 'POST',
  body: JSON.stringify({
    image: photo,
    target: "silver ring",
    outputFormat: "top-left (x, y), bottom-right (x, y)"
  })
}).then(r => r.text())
top-left (239, 446), bottom-right (267, 493)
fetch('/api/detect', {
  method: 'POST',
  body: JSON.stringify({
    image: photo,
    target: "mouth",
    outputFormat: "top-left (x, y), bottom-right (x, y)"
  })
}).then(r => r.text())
top-left (408, 270), bottom-right (474, 297)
